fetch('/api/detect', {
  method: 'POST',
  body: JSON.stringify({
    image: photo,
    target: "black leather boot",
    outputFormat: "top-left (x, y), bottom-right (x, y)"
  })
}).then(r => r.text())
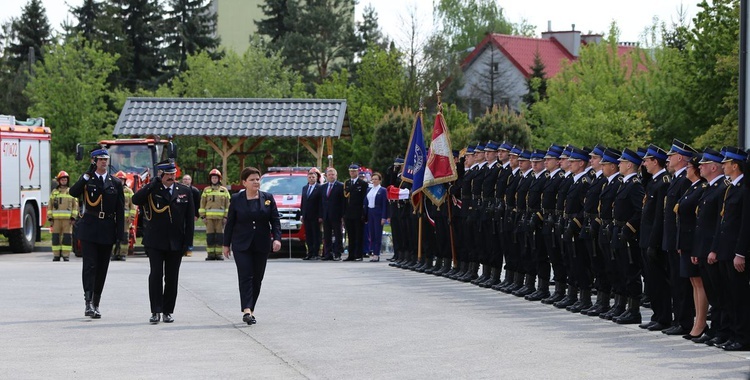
top-left (553, 285), bottom-right (578, 309)
top-left (443, 261), bottom-right (461, 278)
top-left (585, 291), bottom-right (610, 316)
top-left (526, 277), bottom-right (550, 301)
top-left (472, 264), bottom-right (490, 285)
top-left (417, 255), bottom-right (433, 273)
top-left (91, 293), bottom-right (102, 319)
top-left (513, 274), bottom-right (537, 297)
top-left (569, 288), bottom-right (592, 313)
top-left (602, 294), bottom-right (625, 320)
top-left (84, 291), bottom-right (94, 317)
top-left (460, 262), bottom-right (479, 282)
top-left (615, 297), bottom-right (642, 324)
top-left (436, 260), bottom-right (452, 276)
top-left (426, 257), bottom-right (442, 274)
top-left (493, 270), bottom-right (514, 290)
top-left (501, 272), bottom-right (525, 293)
top-left (541, 282), bottom-right (566, 304)
top-left (481, 268), bottom-right (501, 288)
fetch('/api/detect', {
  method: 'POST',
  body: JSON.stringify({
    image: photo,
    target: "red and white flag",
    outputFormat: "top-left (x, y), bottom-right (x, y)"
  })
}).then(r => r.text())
top-left (420, 112), bottom-right (457, 206)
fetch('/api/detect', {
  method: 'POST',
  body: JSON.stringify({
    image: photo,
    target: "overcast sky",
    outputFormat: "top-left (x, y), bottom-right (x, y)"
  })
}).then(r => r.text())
top-left (4, 0), bottom-right (697, 45)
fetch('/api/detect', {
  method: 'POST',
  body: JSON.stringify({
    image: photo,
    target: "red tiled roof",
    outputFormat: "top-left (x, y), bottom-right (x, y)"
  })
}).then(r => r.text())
top-left (461, 34), bottom-right (576, 78)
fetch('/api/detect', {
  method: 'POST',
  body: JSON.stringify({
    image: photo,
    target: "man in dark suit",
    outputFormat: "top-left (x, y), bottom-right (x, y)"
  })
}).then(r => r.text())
top-left (343, 164), bottom-right (368, 261)
top-left (610, 149), bottom-right (645, 325)
top-left (132, 160), bottom-right (195, 324)
top-left (69, 148), bottom-right (125, 319)
top-left (694, 148), bottom-right (730, 346)
top-left (320, 168), bottom-right (345, 260)
top-left (639, 144), bottom-right (672, 331)
top-left (661, 139), bottom-right (697, 335)
top-left (181, 174), bottom-right (201, 257)
top-left (711, 147), bottom-right (750, 351)
top-left (301, 169), bottom-right (322, 260)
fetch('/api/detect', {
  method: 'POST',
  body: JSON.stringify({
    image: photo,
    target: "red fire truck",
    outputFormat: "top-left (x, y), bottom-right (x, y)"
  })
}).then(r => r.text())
top-left (0, 115), bottom-right (51, 252)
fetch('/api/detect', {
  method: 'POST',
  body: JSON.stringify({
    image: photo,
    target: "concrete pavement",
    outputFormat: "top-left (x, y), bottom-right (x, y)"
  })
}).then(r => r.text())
top-left (1, 250), bottom-right (749, 379)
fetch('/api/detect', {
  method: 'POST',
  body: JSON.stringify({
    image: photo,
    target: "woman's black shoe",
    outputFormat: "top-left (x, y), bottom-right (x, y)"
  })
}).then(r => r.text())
top-left (243, 313), bottom-right (256, 325)
top-left (150, 313), bottom-right (160, 324)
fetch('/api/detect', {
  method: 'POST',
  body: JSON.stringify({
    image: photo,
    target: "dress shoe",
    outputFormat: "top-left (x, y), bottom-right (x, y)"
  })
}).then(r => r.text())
top-left (715, 340), bottom-right (734, 350)
top-left (53, 256), bottom-right (60, 261)
top-left (662, 325), bottom-right (689, 335)
top-left (92, 306), bottom-right (101, 319)
top-left (85, 302), bottom-right (94, 317)
top-left (343, 256), bottom-right (355, 261)
top-left (321, 256), bottom-right (333, 261)
top-left (150, 313), bottom-right (160, 324)
top-left (638, 321), bottom-right (657, 329)
top-left (163, 314), bottom-right (174, 323)
top-left (722, 341), bottom-right (750, 351)
top-left (682, 327), bottom-right (708, 340)
top-left (242, 314), bottom-right (257, 325)
top-left (647, 322), bottom-right (669, 331)
top-left (691, 334), bottom-right (713, 344)
top-left (205, 255), bottom-right (216, 261)
top-left (62, 257), bottom-right (69, 261)
top-left (215, 255), bottom-right (224, 261)
top-left (706, 336), bottom-right (727, 346)
top-left (302, 256), bottom-right (311, 260)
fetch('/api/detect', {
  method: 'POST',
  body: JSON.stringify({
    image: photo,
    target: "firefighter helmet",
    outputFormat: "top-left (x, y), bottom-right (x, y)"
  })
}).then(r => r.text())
top-left (114, 171), bottom-right (127, 179)
top-left (56, 171), bottom-right (69, 180)
top-left (209, 168), bottom-right (222, 179)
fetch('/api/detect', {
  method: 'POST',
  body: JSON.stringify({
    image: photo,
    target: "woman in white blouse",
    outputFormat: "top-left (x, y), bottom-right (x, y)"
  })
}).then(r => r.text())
top-left (363, 173), bottom-right (389, 261)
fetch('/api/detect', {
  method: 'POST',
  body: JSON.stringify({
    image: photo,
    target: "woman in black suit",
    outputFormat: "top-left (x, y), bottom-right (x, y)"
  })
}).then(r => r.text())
top-left (223, 167), bottom-right (282, 325)
top-left (677, 156), bottom-right (707, 339)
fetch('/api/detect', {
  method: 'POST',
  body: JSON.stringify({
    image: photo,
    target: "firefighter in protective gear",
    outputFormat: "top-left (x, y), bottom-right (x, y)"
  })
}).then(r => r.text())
top-left (49, 171), bottom-right (78, 261)
top-left (112, 171), bottom-right (136, 261)
top-left (200, 169), bottom-right (230, 260)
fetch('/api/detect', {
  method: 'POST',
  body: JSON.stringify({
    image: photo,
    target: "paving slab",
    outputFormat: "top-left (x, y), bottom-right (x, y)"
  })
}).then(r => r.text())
top-left (1, 250), bottom-right (748, 379)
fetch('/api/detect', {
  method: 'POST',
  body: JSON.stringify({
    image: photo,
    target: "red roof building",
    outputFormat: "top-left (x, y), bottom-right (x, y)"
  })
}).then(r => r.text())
top-left (455, 29), bottom-right (634, 119)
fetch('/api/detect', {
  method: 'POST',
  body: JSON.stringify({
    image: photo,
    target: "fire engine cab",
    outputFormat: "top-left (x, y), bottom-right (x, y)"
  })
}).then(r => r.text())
top-left (0, 115), bottom-right (51, 252)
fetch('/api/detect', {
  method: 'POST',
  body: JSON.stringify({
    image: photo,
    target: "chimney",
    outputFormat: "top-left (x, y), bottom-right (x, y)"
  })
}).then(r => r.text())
top-left (548, 21), bottom-right (552, 32)
top-left (542, 25), bottom-right (582, 57)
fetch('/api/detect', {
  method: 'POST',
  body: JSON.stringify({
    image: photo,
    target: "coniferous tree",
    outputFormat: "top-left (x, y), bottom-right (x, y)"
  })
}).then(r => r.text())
top-left (7, 0), bottom-right (52, 71)
top-left (66, 0), bottom-right (105, 42)
top-left (522, 51), bottom-right (547, 108)
top-left (164, 0), bottom-right (221, 76)
top-left (255, 0), bottom-right (296, 46)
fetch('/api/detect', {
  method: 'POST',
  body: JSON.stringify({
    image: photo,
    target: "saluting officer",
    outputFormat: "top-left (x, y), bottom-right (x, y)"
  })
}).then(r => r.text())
top-left (200, 169), bottom-right (230, 261)
top-left (49, 170), bottom-right (78, 261)
top-left (132, 160), bottom-right (195, 324)
top-left (112, 171), bottom-right (136, 261)
top-left (69, 148), bottom-right (125, 319)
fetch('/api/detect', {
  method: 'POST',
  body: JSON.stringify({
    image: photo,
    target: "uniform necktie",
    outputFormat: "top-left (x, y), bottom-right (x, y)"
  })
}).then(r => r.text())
top-left (308, 185), bottom-right (313, 197)
top-left (327, 183), bottom-right (332, 197)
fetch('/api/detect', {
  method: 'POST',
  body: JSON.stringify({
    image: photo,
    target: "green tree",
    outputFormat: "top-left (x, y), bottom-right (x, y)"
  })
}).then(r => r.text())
top-left (25, 36), bottom-right (119, 174)
top-left (65, 0), bottom-right (105, 43)
top-left (163, 0), bottom-right (221, 75)
top-left (471, 105), bottom-right (531, 148)
top-left (255, 0), bottom-right (295, 45)
top-left (433, 0), bottom-right (514, 53)
top-left (437, 103), bottom-right (473, 150)
top-left (274, 0), bottom-right (356, 84)
top-left (529, 25), bottom-right (652, 149)
top-left (522, 51), bottom-right (547, 109)
top-left (7, 0), bottom-right (52, 71)
top-left (370, 107), bottom-right (415, 174)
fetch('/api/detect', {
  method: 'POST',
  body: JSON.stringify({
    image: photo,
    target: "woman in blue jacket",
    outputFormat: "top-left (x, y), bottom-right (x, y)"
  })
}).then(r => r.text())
top-left (223, 167), bottom-right (282, 325)
top-left (364, 172), bottom-right (388, 261)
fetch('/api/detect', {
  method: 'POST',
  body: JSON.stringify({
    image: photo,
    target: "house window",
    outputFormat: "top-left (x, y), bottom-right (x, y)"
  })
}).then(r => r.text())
top-left (492, 63), bottom-right (499, 73)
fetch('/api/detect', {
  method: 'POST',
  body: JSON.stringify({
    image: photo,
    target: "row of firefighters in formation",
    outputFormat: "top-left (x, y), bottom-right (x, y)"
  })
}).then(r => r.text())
top-left (385, 139), bottom-right (750, 351)
top-left (48, 168), bottom-right (231, 261)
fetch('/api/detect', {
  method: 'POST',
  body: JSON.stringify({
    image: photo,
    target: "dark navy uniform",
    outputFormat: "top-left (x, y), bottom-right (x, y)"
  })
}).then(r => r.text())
top-left (343, 165), bottom-right (368, 260)
top-left (581, 166), bottom-right (607, 313)
top-left (540, 165), bottom-right (566, 303)
top-left (69, 148), bottom-right (125, 319)
top-left (598, 162), bottom-right (624, 319)
top-left (505, 156), bottom-right (534, 292)
top-left (494, 153), bottom-right (522, 291)
top-left (132, 161), bottom-right (195, 319)
top-left (560, 156), bottom-right (592, 312)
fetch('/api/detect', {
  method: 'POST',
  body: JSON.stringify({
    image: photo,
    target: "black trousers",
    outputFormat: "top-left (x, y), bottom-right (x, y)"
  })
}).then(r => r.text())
top-left (147, 248), bottom-right (183, 314)
top-left (344, 217), bottom-right (364, 258)
top-left (81, 241), bottom-right (112, 304)
top-left (720, 260), bottom-right (750, 345)
top-left (615, 240), bottom-right (642, 297)
top-left (303, 218), bottom-right (321, 257)
top-left (234, 247), bottom-right (269, 312)
top-left (322, 218), bottom-right (342, 258)
top-left (642, 248), bottom-right (671, 324)
top-left (700, 260), bottom-right (730, 339)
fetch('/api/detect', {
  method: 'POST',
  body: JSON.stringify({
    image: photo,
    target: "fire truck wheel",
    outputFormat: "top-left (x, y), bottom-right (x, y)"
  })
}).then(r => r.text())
top-left (10, 205), bottom-right (37, 253)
